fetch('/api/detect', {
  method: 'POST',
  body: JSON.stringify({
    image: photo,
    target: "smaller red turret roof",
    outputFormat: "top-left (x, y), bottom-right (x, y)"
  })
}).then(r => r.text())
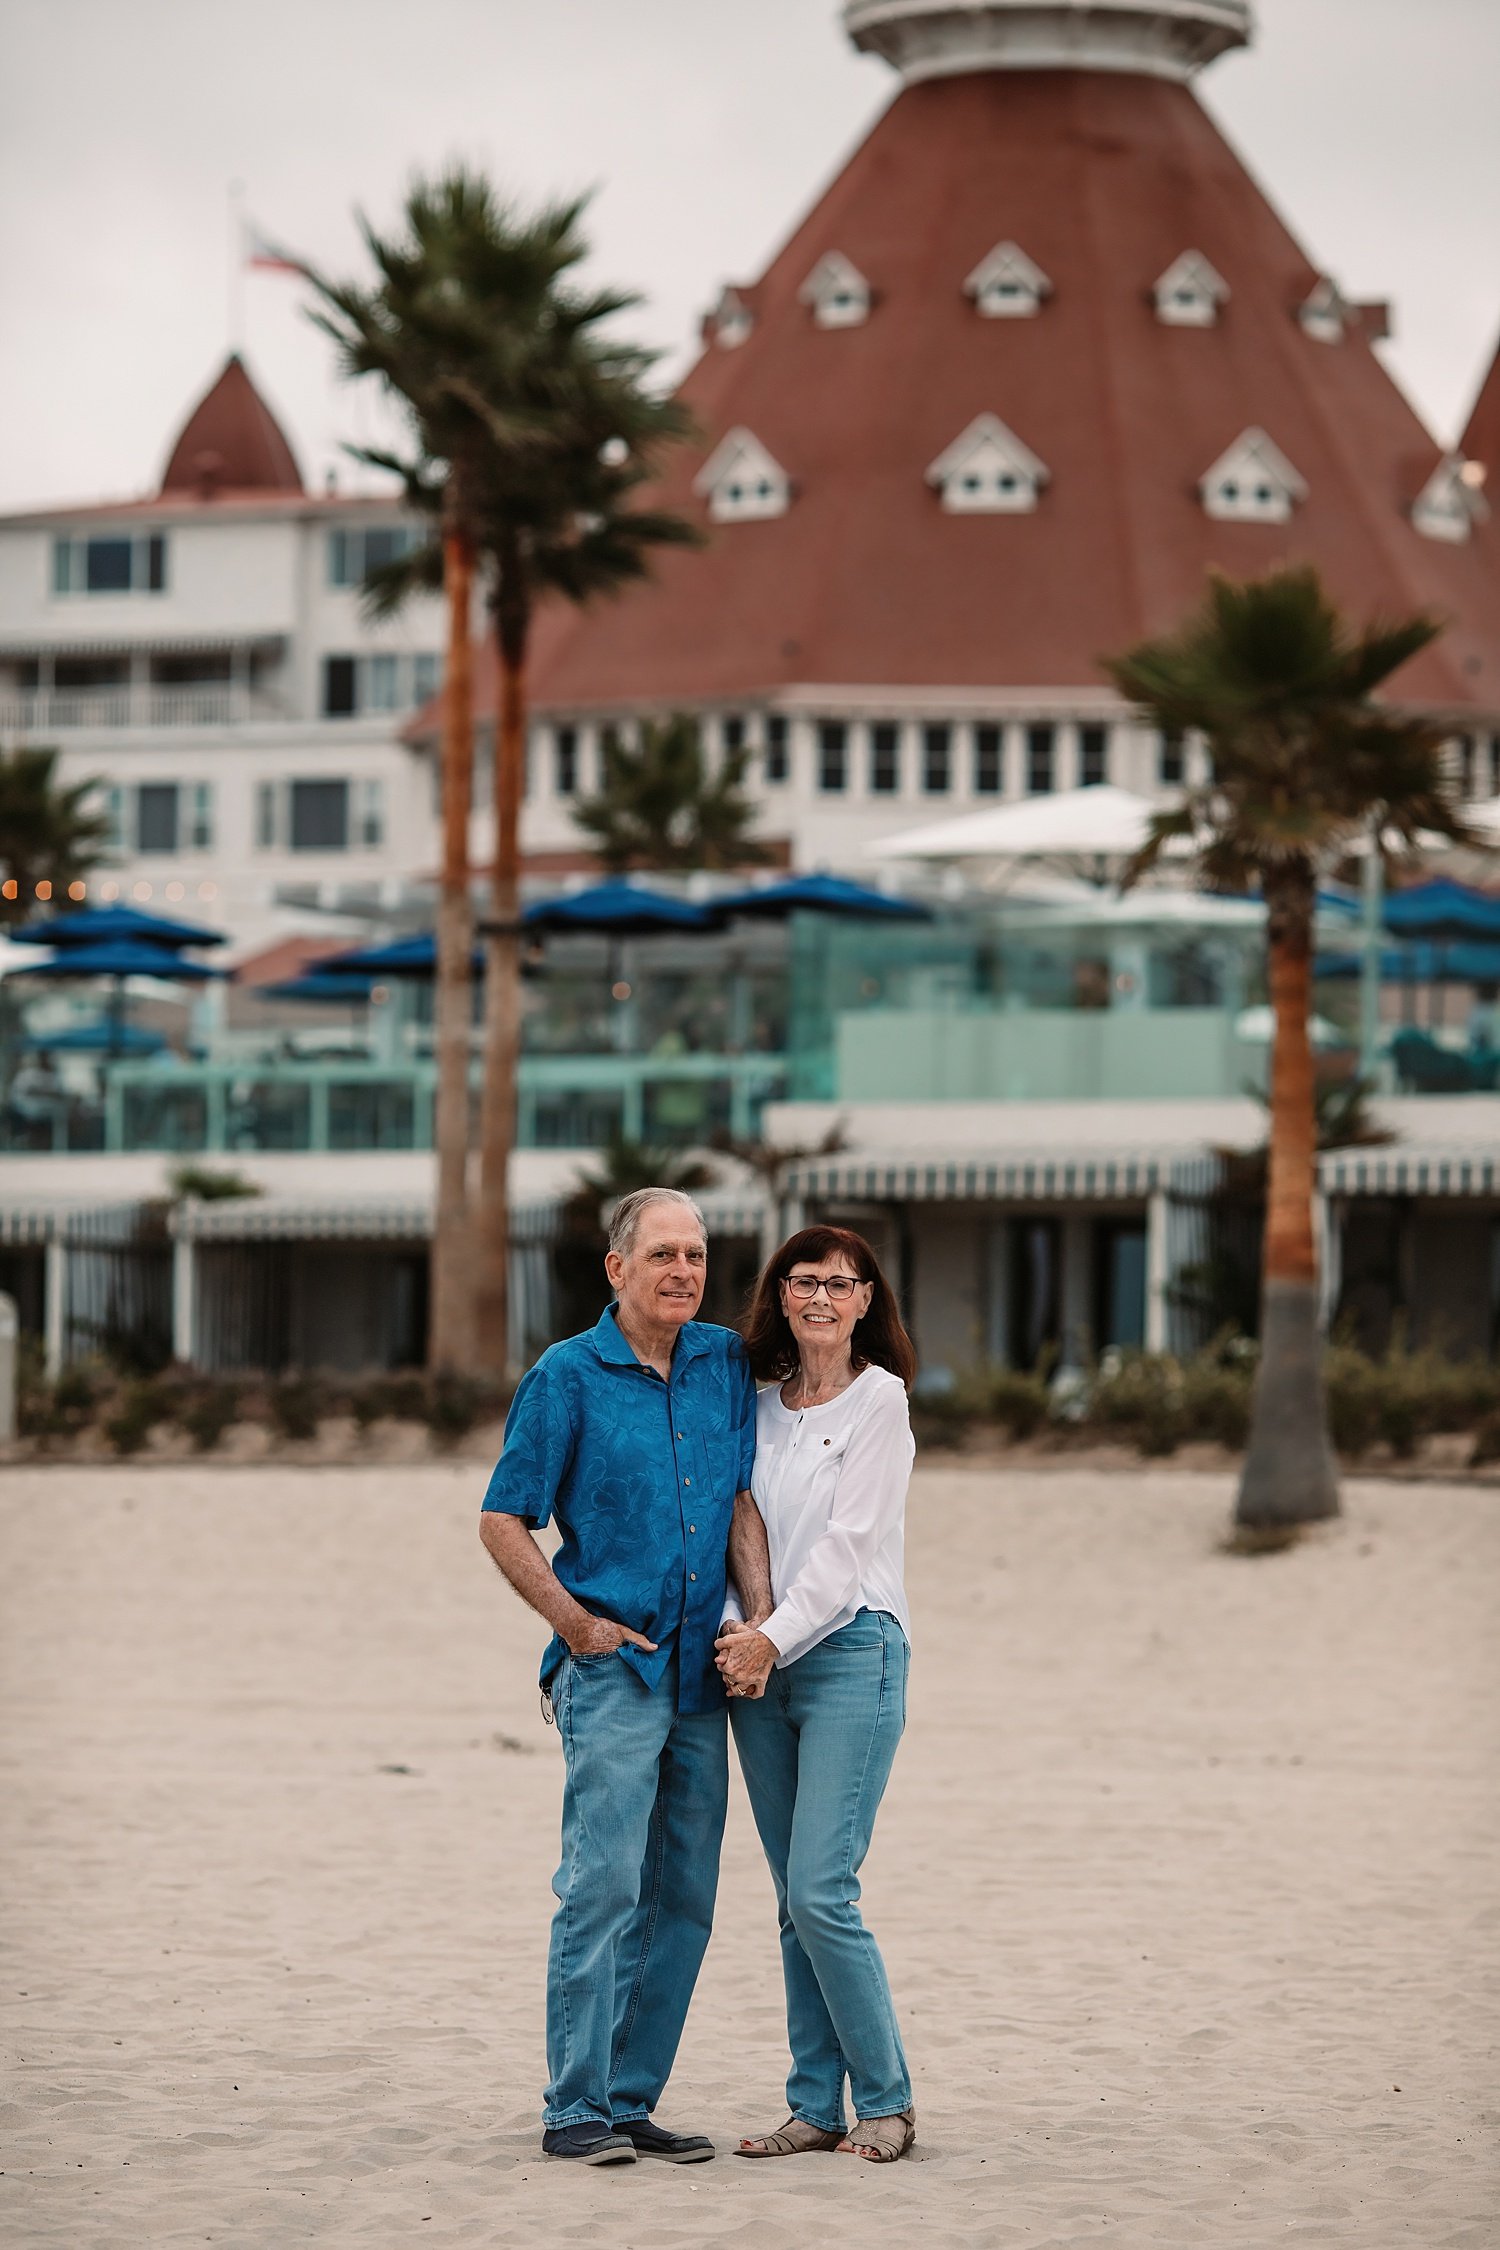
top-left (1461, 334), bottom-right (1500, 484)
top-left (159, 354), bottom-right (304, 498)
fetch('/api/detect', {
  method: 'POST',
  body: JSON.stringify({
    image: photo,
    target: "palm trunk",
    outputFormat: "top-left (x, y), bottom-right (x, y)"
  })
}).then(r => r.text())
top-left (428, 514), bottom-right (477, 1373)
top-left (473, 588), bottom-right (528, 1377)
top-left (1236, 858), bottom-right (1340, 1532)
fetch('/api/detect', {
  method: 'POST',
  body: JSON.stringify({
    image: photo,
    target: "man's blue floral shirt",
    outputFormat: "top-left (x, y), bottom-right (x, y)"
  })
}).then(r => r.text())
top-left (482, 1304), bottom-right (757, 1713)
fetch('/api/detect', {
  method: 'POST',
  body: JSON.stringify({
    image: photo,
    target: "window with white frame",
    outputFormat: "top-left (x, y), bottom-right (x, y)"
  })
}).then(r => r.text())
top-left (817, 720), bottom-right (848, 793)
top-left (135, 784), bottom-right (179, 855)
top-left (707, 286), bottom-right (754, 349)
top-left (974, 723), bottom-right (1003, 794)
top-left (923, 723), bottom-right (952, 793)
top-left (354, 777), bottom-right (385, 848)
top-left (693, 429), bottom-right (791, 524)
top-left (799, 252), bottom-right (871, 329)
top-left (869, 722), bottom-right (900, 795)
top-left (53, 531), bottom-right (167, 595)
top-left (1158, 729), bottom-right (1186, 787)
top-left (1079, 725), bottom-right (1108, 788)
top-left (289, 779), bottom-right (350, 852)
top-left (187, 781), bottom-right (214, 850)
top-left (1026, 724), bottom-right (1055, 794)
top-left (321, 651), bottom-right (440, 716)
top-left (926, 414), bottom-right (1049, 514)
top-left (1154, 251), bottom-right (1229, 328)
top-left (326, 524), bottom-right (422, 587)
top-left (1200, 428), bottom-right (1307, 524)
top-left (1411, 455), bottom-right (1489, 545)
top-left (964, 242), bottom-right (1052, 319)
top-left (255, 781), bottom-right (278, 849)
top-left (554, 725), bottom-right (579, 795)
top-left (1299, 277), bottom-right (1350, 344)
top-left (764, 715), bottom-right (790, 783)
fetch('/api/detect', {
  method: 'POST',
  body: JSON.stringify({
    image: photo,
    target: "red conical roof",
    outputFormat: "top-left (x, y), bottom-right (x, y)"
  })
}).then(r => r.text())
top-left (159, 353), bottom-right (304, 497)
top-left (527, 68), bottom-right (1499, 719)
top-left (1461, 335), bottom-right (1500, 486)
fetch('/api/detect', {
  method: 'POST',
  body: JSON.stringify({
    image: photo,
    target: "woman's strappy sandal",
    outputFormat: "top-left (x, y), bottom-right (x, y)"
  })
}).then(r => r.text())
top-left (733, 2116), bottom-right (845, 2158)
top-left (838, 2107), bottom-right (916, 2162)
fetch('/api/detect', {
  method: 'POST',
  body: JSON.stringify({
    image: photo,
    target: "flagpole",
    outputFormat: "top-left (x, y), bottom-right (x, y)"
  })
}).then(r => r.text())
top-left (228, 180), bottom-right (246, 353)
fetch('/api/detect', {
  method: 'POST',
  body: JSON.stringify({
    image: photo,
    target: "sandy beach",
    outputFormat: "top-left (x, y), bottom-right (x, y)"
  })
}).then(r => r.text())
top-left (1, 1461), bottom-right (1495, 2249)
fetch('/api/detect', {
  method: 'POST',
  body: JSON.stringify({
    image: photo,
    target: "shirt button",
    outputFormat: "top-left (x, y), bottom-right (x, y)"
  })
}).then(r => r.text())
top-left (689, 1523), bottom-right (696, 1534)
top-left (689, 1571), bottom-right (697, 1582)
top-left (677, 1430), bottom-right (685, 1439)
top-left (684, 1476), bottom-right (691, 1486)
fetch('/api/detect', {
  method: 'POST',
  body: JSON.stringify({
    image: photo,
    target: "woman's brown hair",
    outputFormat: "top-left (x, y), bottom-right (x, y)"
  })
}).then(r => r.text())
top-left (742, 1225), bottom-right (917, 1390)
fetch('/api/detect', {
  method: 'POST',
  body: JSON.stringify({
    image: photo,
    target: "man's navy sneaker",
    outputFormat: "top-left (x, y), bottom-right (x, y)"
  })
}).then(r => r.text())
top-left (541, 2122), bottom-right (636, 2164)
top-left (611, 2118), bottom-right (715, 2163)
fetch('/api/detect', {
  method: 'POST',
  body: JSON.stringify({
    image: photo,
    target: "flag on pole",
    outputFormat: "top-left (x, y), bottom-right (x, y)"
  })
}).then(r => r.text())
top-left (244, 222), bottom-right (303, 276)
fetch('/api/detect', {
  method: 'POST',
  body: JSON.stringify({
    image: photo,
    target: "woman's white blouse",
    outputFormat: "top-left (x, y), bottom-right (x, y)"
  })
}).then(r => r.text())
top-left (735, 1363), bottom-right (914, 1668)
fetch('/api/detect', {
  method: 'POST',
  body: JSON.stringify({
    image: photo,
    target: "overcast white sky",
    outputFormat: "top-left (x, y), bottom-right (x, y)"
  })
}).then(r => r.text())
top-left (2, 0), bottom-right (1497, 513)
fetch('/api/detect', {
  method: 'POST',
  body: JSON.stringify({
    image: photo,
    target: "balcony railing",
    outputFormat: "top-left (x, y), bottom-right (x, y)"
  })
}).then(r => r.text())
top-left (0, 684), bottom-right (285, 732)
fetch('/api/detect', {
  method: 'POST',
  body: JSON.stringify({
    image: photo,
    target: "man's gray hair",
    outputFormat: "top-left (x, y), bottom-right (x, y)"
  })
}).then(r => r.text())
top-left (607, 1186), bottom-right (707, 1261)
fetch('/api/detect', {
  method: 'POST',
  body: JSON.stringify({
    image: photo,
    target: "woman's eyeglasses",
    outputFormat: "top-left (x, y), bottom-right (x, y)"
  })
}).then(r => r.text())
top-left (784, 1273), bottom-right (860, 1301)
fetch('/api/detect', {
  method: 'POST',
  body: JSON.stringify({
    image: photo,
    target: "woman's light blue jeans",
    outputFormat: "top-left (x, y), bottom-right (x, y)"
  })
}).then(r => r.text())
top-left (730, 1608), bottom-right (912, 2133)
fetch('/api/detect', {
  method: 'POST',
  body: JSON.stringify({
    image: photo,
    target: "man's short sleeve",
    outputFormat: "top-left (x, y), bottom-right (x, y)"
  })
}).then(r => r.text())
top-left (481, 1357), bottom-right (575, 1529)
top-left (733, 1341), bottom-right (757, 1494)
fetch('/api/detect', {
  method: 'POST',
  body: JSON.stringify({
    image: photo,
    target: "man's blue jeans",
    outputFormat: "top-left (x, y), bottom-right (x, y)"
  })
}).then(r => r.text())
top-left (730, 1608), bottom-right (912, 2133)
top-left (544, 1648), bottom-right (728, 2129)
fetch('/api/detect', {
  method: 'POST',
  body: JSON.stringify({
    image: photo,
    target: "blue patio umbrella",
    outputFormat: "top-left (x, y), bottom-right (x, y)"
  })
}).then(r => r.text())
top-left (22, 1019), bottom-right (167, 1056)
top-left (13, 940), bottom-right (225, 1058)
top-left (712, 872), bottom-right (933, 921)
top-left (521, 880), bottom-right (721, 935)
top-left (1383, 878), bottom-right (1500, 941)
top-left (320, 932), bottom-right (485, 977)
top-left (1318, 941), bottom-right (1500, 983)
top-left (254, 971), bottom-right (378, 1003)
top-left (10, 904), bottom-right (228, 949)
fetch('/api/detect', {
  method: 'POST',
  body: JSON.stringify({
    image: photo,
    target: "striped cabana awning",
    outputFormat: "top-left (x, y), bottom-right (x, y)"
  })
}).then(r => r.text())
top-left (1319, 1146), bottom-right (1500, 1197)
top-left (780, 1150), bottom-right (1222, 1204)
top-left (171, 1195), bottom-right (563, 1244)
top-left (696, 1188), bottom-right (772, 1238)
top-left (0, 1200), bottom-right (152, 1247)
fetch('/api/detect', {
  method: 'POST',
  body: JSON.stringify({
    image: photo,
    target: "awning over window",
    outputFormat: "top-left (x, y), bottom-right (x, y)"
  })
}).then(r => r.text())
top-left (781, 1150), bottom-right (1221, 1203)
top-left (1319, 1147), bottom-right (1500, 1197)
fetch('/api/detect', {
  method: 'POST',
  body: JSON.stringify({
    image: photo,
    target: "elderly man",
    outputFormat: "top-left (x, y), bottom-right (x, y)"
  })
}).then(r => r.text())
top-left (480, 1187), bottom-right (772, 2166)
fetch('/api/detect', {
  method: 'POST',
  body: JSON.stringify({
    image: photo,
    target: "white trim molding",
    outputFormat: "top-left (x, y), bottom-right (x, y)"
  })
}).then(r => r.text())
top-left (842, 1), bottom-right (1253, 83)
top-left (799, 251), bottom-right (873, 329)
top-left (706, 285), bottom-right (754, 350)
top-left (926, 413), bottom-right (1050, 514)
top-left (1200, 427), bottom-right (1306, 524)
top-left (1299, 276), bottom-right (1351, 344)
top-left (1411, 454), bottom-right (1490, 545)
top-left (1154, 250), bottom-right (1230, 328)
top-left (964, 241), bottom-right (1053, 319)
top-left (693, 428), bottom-right (792, 524)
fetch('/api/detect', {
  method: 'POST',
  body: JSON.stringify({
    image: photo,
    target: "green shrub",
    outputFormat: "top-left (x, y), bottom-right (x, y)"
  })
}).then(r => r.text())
top-left (1178, 1357), bottom-right (1254, 1450)
top-left (982, 1368), bottom-right (1052, 1440)
top-left (1086, 1353), bottom-right (1183, 1456)
top-left (349, 1371), bottom-right (428, 1427)
top-left (1471, 1411), bottom-right (1500, 1468)
top-left (104, 1379), bottom-right (170, 1456)
top-left (176, 1380), bottom-right (242, 1453)
top-left (423, 1372), bottom-right (486, 1446)
top-left (269, 1375), bottom-right (328, 1443)
top-left (1324, 1346), bottom-right (1382, 1456)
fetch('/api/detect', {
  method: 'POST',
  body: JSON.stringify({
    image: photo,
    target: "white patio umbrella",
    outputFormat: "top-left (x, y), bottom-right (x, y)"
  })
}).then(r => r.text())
top-left (866, 784), bottom-right (1182, 875)
top-left (1234, 1004), bottom-right (1348, 1048)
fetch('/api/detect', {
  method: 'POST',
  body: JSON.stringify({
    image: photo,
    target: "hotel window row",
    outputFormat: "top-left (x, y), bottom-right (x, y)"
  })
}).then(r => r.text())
top-left (533, 716), bottom-right (1143, 801)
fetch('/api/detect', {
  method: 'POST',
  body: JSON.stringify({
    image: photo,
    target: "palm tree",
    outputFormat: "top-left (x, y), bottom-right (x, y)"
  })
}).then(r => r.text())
top-left (0, 745), bottom-right (111, 924)
top-left (573, 714), bottom-right (773, 874)
top-left (1103, 566), bottom-right (1477, 1538)
top-left (309, 170), bottom-right (698, 1377)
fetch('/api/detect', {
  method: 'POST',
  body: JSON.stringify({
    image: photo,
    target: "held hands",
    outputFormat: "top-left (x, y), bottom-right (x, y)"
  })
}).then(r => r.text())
top-left (715, 1619), bottom-right (777, 1701)
top-left (568, 1614), bottom-right (659, 1658)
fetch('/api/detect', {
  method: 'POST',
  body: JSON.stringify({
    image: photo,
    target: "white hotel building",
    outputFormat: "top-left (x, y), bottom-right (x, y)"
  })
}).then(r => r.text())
top-left (0, 354), bottom-right (442, 946)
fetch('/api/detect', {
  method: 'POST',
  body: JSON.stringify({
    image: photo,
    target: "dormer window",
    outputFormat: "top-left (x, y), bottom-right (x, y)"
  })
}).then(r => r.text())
top-left (1200, 428), bottom-right (1307, 523)
top-left (1412, 454), bottom-right (1489, 544)
top-left (1299, 277), bottom-right (1350, 344)
top-left (799, 252), bottom-right (871, 329)
top-left (693, 428), bottom-right (791, 524)
top-left (926, 414), bottom-right (1049, 514)
top-left (1154, 251), bottom-right (1229, 328)
top-left (964, 242), bottom-right (1052, 319)
top-left (707, 286), bottom-right (753, 350)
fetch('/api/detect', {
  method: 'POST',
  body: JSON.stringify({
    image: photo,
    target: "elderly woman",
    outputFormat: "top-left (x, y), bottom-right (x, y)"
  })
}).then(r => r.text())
top-left (715, 1224), bottom-right (917, 2165)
